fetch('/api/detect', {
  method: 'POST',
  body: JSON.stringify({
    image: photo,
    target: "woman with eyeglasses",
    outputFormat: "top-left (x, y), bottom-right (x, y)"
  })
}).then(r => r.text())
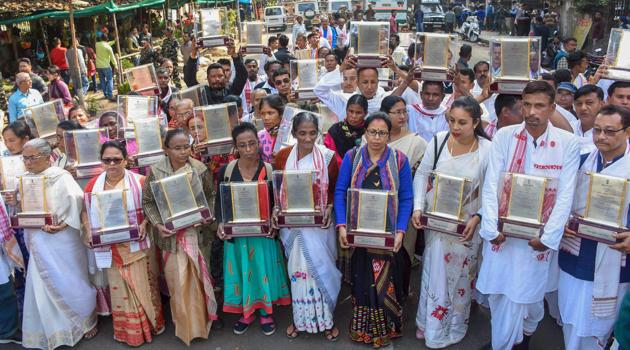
top-left (215, 123), bottom-right (290, 336)
top-left (324, 94), bottom-right (368, 166)
top-left (142, 128), bottom-right (218, 345)
top-left (81, 140), bottom-right (164, 346)
top-left (411, 97), bottom-right (491, 348)
top-left (257, 95), bottom-right (285, 164)
top-left (334, 112), bottom-right (413, 347)
top-left (13, 139), bottom-right (98, 348)
top-left (273, 112), bottom-right (341, 341)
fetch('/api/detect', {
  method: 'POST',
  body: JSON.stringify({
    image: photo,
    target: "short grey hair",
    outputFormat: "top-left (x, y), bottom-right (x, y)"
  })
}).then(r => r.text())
top-left (24, 138), bottom-right (52, 157)
top-left (15, 72), bottom-right (30, 84)
top-left (176, 98), bottom-right (194, 110)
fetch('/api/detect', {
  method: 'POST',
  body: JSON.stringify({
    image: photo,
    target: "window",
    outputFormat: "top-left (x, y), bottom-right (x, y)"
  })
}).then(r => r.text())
top-left (266, 7), bottom-right (283, 16)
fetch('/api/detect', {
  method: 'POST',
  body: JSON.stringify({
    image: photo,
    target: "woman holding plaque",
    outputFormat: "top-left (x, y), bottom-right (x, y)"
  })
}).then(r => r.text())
top-left (335, 112), bottom-right (414, 347)
top-left (81, 140), bottom-right (165, 346)
top-left (324, 94), bottom-right (369, 166)
top-left (215, 123), bottom-right (290, 336)
top-left (274, 112), bottom-right (342, 340)
top-left (142, 128), bottom-right (217, 345)
top-left (188, 114), bottom-right (236, 187)
top-left (16, 139), bottom-right (98, 349)
top-left (411, 97), bottom-right (491, 348)
top-left (257, 95), bottom-right (285, 164)
top-left (98, 110), bottom-right (124, 140)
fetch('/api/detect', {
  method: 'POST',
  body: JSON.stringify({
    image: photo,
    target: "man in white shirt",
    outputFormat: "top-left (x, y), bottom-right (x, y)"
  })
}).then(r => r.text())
top-left (477, 80), bottom-right (580, 350)
top-left (292, 16), bottom-right (307, 48)
top-left (240, 58), bottom-right (265, 114)
top-left (571, 84), bottom-right (605, 154)
top-left (558, 104), bottom-right (630, 350)
top-left (405, 79), bottom-right (448, 142)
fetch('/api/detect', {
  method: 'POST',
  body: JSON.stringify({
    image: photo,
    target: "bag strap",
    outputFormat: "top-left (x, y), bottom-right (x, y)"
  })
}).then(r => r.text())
top-left (224, 159), bottom-right (238, 181)
top-left (432, 133), bottom-right (449, 171)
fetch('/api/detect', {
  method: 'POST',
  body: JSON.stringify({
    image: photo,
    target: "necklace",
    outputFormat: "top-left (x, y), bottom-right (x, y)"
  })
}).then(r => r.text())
top-left (449, 137), bottom-right (477, 156)
top-left (105, 177), bottom-right (123, 188)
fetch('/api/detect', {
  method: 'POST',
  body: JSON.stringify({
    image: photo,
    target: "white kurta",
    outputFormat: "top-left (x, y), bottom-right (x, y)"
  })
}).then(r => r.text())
top-left (556, 105), bottom-right (577, 126)
top-left (21, 166), bottom-right (96, 350)
top-left (571, 119), bottom-right (597, 155)
top-left (407, 103), bottom-right (448, 143)
top-left (314, 73), bottom-right (389, 120)
top-left (414, 132), bottom-right (492, 348)
top-left (476, 123), bottom-right (580, 349)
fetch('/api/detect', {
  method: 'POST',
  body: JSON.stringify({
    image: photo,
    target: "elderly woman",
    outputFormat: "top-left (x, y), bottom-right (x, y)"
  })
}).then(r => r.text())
top-left (257, 95), bottom-right (285, 164)
top-left (142, 128), bottom-right (217, 345)
top-left (335, 113), bottom-right (413, 348)
top-left (13, 139), bottom-right (97, 349)
top-left (82, 140), bottom-right (164, 346)
top-left (216, 123), bottom-right (290, 336)
top-left (274, 112), bottom-right (341, 340)
top-left (169, 98), bottom-right (194, 129)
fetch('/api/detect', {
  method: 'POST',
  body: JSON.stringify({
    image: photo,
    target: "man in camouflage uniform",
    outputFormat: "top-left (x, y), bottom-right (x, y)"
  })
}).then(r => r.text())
top-left (139, 39), bottom-right (160, 68)
top-left (161, 28), bottom-right (181, 88)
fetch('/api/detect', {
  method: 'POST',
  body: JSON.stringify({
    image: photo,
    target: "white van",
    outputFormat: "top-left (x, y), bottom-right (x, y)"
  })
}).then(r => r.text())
top-left (295, 1), bottom-right (320, 29)
top-left (328, 0), bottom-right (351, 13)
top-left (264, 6), bottom-right (287, 32)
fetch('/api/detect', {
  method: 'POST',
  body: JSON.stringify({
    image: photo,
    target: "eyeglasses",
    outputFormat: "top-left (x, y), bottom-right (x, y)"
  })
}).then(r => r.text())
top-left (101, 158), bottom-right (124, 165)
top-left (592, 126), bottom-right (628, 137)
top-left (236, 141), bottom-right (258, 150)
top-left (22, 155), bottom-right (45, 162)
top-left (388, 110), bottom-right (408, 117)
top-left (365, 129), bottom-right (389, 138)
top-left (176, 111), bottom-right (193, 118)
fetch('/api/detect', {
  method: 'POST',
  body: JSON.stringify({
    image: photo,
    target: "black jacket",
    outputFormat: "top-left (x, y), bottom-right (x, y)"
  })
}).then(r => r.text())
top-left (183, 54), bottom-right (248, 105)
top-left (274, 47), bottom-right (296, 65)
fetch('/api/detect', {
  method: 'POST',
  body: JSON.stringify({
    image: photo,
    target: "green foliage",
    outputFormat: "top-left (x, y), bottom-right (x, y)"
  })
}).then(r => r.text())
top-left (117, 81), bottom-right (131, 95)
top-left (575, 0), bottom-right (608, 14)
top-left (121, 58), bottom-right (135, 70)
top-left (85, 95), bottom-right (100, 118)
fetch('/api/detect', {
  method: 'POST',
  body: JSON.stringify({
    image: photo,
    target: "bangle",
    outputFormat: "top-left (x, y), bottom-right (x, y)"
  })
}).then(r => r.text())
top-left (335, 224), bottom-right (346, 229)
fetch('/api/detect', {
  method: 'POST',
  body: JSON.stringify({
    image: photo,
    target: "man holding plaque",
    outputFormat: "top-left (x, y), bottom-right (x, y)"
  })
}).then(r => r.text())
top-left (476, 81), bottom-right (580, 350)
top-left (183, 40), bottom-right (248, 105)
top-left (558, 105), bottom-right (630, 349)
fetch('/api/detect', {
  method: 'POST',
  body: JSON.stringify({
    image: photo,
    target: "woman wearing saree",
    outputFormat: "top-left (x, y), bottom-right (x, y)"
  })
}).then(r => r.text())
top-left (15, 139), bottom-right (97, 349)
top-left (142, 128), bottom-right (217, 345)
top-left (324, 94), bottom-right (368, 166)
top-left (411, 97), bottom-right (492, 348)
top-left (273, 112), bottom-right (342, 340)
top-left (335, 113), bottom-right (414, 348)
top-left (257, 95), bottom-right (285, 164)
top-left (82, 140), bottom-right (164, 346)
top-left (216, 123), bottom-right (290, 336)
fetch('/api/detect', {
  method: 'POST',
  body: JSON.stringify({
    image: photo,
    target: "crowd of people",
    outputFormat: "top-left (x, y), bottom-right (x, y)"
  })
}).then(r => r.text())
top-left (0, 6), bottom-right (630, 350)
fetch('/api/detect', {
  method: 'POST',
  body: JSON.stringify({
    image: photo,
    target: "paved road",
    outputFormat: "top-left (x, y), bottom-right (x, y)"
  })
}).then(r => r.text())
top-left (6, 264), bottom-right (565, 350)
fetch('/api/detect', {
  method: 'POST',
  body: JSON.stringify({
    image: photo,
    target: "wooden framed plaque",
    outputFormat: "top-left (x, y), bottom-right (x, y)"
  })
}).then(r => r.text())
top-left (64, 129), bottom-right (108, 179)
top-left (150, 171), bottom-right (212, 231)
top-left (273, 106), bottom-right (324, 153)
top-left (24, 99), bottom-right (65, 140)
top-left (414, 32), bottom-right (452, 81)
top-left (489, 37), bottom-right (540, 94)
top-left (240, 22), bottom-right (265, 54)
top-left (174, 84), bottom-right (208, 107)
top-left (197, 8), bottom-right (229, 48)
top-left (272, 170), bottom-right (324, 227)
top-left (86, 189), bottom-right (141, 247)
top-left (0, 156), bottom-right (26, 193)
top-left (131, 118), bottom-right (165, 167)
top-left (193, 103), bottom-right (238, 156)
top-left (604, 29), bottom-right (630, 82)
top-left (350, 22), bottom-right (390, 68)
top-left (498, 172), bottom-right (550, 239)
top-left (420, 173), bottom-right (471, 235)
top-left (117, 95), bottom-right (159, 125)
top-left (568, 172), bottom-right (628, 244)
top-left (220, 181), bottom-right (271, 237)
top-left (346, 188), bottom-right (397, 250)
top-left (11, 175), bottom-right (56, 228)
top-left (290, 59), bottom-right (322, 100)
top-left (125, 64), bottom-right (160, 96)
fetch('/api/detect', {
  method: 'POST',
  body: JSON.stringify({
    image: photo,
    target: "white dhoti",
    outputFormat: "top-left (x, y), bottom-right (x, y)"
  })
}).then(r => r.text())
top-left (488, 294), bottom-right (544, 350)
top-left (558, 270), bottom-right (629, 350)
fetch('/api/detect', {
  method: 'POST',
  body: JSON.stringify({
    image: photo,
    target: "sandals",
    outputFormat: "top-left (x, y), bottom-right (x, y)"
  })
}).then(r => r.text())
top-left (83, 326), bottom-right (98, 340)
top-left (324, 326), bottom-right (340, 342)
top-left (286, 324), bottom-right (300, 339)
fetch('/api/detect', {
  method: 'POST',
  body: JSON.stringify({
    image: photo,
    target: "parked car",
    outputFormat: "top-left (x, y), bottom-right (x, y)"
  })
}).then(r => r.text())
top-left (374, 8), bottom-right (408, 25)
top-left (328, 0), bottom-right (352, 13)
top-left (264, 6), bottom-right (287, 32)
top-left (420, 0), bottom-right (445, 32)
top-left (295, 1), bottom-right (320, 30)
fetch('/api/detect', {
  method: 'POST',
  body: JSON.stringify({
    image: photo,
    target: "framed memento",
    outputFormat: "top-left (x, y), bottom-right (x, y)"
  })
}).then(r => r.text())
top-left (220, 181), bottom-right (271, 237)
top-left (316, 103), bottom-right (339, 135)
top-left (86, 189), bottom-right (141, 247)
top-left (11, 175), bottom-right (56, 228)
top-left (290, 59), bottom-right (323, 100)
top-left (197, 8), bottom-right (229, 48)
top-left (174, 84), bottom-right (208, 108)
top-left (241, 22), bottom-right (265, 54)
top-left (273, 106), bottom-right (324, 153)
top-left (568, 172), bottom-right (629, 244)
top-left (150, 171), bottom-right (212, 231)
top-left (125, 64), bottom-right (160, 96)
top-left (130, 118), bottom-right (165, 167)
top-left (490, 37), bottom-right (541, 94)
top-left (349, 21), bottom-right (390, 68)
top-left (498, 172), bottom-right (554, 239)
top-left (346, 188), bottom-right (397, 250)
top-left (294, 49), bottom-right (312, 60)
top-left (272, 170), bottom-right (324, 227)
top-left (24, 99), bottom-right (65, 140)
top-left (0, 156), bottom-right (26, 193)
top-left (64, 129), bottom-right (109, 178)
top-left (193, 103), bottom-right (238, 156)
top-left (414, 33), bottom-right (452, 81)
top-left (604, 29), bottom-right (630, 82)
top-left (117, 95), bottom-right (159, 125)
top-left (420, 173), bottom-right (472, 235)
top-left (378, 68), bottom-right (393, 89)
top-left (398, 32), bottom-right (414, 48)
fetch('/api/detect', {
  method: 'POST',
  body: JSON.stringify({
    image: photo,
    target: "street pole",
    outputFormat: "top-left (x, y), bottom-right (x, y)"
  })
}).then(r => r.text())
top-left (235, 0), bottom-right (242, 39)
top-left (111, 13), bottom-right (124, 86)
top-left (69, 4), bottom-right (85, 108)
